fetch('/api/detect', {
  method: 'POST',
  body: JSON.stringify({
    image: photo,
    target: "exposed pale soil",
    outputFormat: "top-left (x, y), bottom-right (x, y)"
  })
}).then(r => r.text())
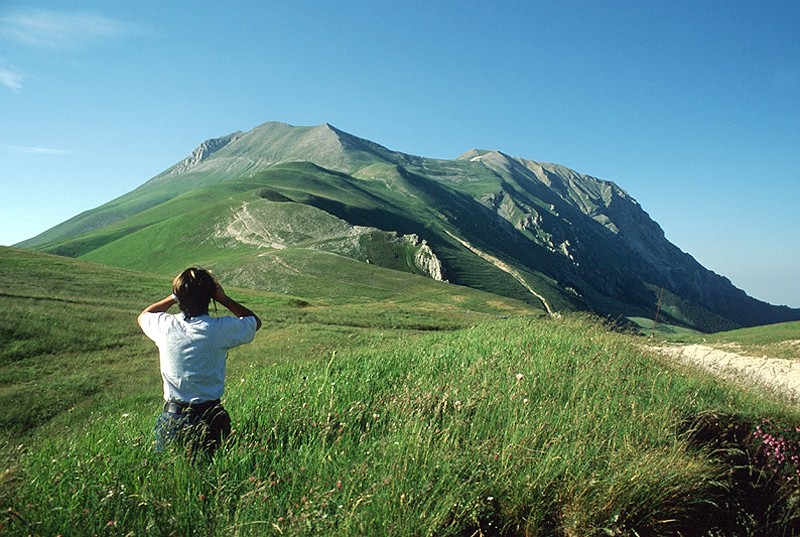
top-left (653, 344), bottom-right (800, 403)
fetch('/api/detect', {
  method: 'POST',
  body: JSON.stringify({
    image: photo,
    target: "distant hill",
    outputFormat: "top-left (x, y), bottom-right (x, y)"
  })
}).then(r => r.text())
top-left (18, 121), bottom-right (800, 331)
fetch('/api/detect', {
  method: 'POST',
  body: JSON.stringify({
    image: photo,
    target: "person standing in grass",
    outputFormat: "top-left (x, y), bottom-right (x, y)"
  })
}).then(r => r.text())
top-left (138, 267), bottom-right (261, 455)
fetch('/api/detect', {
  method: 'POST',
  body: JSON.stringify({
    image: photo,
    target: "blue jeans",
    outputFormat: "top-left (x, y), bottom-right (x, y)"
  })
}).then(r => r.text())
top-left (153, 402), bottom-right (231, 455)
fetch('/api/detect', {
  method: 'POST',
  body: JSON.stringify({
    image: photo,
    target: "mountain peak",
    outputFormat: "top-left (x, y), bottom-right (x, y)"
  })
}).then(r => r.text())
top-left (457, 149), bottom-right (502, 161)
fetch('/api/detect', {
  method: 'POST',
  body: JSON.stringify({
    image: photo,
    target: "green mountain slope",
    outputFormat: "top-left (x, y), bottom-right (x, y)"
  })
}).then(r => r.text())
top-left (18, 122), bottom-right (800, 332)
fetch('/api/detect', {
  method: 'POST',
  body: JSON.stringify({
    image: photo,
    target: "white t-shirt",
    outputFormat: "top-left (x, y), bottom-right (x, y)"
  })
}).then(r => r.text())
top-left (139, 312), bottom-right (258, 403)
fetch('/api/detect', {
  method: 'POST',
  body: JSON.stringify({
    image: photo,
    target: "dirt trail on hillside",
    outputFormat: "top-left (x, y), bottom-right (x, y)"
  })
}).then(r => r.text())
top-left (653, 344), bottom-right (800, 403)
top-left (443, 230), bottom-right (555, 315)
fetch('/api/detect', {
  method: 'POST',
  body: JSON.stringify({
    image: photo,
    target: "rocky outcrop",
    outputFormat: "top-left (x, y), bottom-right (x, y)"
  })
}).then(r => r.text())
top-left (405, 234), bottom-right (445, 281)
top-left (163, 132), bottom-right (243, 176)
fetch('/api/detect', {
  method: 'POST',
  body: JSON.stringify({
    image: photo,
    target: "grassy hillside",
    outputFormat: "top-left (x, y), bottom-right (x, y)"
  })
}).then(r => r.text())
top-left (3, 247), bottom-right (800, 536)
top-left (0, 246), bottom-right (535, 444)
top-left (39, 163), bottom-right (568, 313)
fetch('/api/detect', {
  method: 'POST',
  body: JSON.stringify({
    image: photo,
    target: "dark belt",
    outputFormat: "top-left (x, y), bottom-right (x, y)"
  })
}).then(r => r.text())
top-left (164, 399), bottom-right (221, 415)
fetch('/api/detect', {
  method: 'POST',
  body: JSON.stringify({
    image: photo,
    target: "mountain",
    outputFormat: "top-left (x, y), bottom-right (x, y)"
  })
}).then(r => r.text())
top-left (18, 121), bottom-right (800, 332)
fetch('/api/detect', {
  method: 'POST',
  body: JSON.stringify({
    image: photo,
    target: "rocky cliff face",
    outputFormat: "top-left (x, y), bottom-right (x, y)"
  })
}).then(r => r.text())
top-left (458, 148), bottom-right (797, 328)
top-left (162, 132), bottom-right (243, 176)
top-left (405, 234), bottom-right (445, 281)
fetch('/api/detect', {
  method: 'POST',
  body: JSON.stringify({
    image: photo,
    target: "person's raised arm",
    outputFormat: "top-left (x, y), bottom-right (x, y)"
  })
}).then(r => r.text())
top-left (137, 295), bottom-right (178, 328)
top-left (213, 284), bottom-right (262, 330)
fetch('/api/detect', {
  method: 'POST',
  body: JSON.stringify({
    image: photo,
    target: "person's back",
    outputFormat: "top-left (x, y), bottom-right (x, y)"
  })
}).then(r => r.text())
top-left (138, 267), bottom-right (261, 455)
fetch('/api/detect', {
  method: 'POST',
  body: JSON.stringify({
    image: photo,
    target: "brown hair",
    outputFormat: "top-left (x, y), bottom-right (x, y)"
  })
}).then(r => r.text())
top-left (172, 267), bottom-right (217, 318)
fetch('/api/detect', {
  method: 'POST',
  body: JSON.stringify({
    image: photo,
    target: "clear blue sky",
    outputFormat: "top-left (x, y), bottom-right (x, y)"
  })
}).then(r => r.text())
top-left (2, 1), bottom-right (798, 307)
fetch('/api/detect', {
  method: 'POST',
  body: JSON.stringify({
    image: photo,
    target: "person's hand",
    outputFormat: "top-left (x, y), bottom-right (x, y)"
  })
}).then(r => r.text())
top-left (213, 282), bottom-right (227, 302)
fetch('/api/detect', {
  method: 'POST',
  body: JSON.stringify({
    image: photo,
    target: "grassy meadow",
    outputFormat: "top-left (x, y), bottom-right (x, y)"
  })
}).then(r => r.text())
top-left (2, 246), bottom-right (800, 536)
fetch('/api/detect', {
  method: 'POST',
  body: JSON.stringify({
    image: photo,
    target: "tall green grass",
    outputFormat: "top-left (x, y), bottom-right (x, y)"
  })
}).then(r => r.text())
top-left (3, 247), bottom-right (800, 536)
top-left (0, 246), bottom-right (522, 449)
top-left (6, 314), bottom-right (798, 536)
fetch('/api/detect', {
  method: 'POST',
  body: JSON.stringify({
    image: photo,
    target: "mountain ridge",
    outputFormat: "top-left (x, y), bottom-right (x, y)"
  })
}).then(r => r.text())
top-left (17, 121), bottom-right (800, 331)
